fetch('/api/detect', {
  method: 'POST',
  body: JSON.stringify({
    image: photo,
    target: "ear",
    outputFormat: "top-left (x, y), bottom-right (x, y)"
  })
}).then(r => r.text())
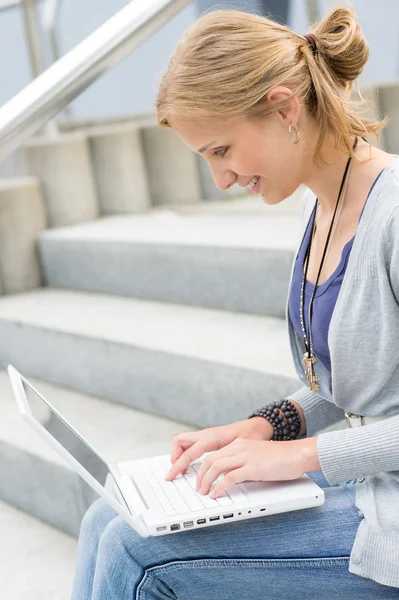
top-left (266, 86), bottom-right (300, 125)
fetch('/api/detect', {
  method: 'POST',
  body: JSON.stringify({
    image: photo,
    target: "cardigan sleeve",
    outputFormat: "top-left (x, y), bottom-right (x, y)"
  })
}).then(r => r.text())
top-left (288, 386), bottom-right (345, 438)
top-left (317, 415), bottom-right (399, 485)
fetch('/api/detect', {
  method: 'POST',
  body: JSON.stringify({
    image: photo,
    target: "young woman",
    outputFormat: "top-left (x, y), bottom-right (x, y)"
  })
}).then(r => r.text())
top-left (72, 7), bottom-right (399, 598)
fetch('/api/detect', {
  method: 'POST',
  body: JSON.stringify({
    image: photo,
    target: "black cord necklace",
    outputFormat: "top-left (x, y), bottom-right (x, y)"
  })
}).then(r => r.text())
top-left (300, 136), bottom-right (359, 392)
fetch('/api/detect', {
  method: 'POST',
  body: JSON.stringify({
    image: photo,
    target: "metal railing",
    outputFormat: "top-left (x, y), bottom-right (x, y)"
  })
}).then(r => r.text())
top-left (0, 0), bottom-right (192, 162)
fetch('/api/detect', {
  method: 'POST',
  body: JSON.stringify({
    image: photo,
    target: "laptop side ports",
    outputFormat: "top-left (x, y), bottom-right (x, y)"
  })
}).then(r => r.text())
top-left (209, 516), bottom-right (220, 521)
top-left (223, 513), bottom-right (234, 519)
top-left (183, 521), bottom-right (194, 528)
top-left (196, 518), bottom-right (206, 524)
top-left (170, 524), bottom-right (181, 531)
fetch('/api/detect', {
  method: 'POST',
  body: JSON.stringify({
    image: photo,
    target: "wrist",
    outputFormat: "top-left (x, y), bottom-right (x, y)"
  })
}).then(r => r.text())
top-left (248, 416), bottom-right (274, 440)
top-left (294, 437), bottom-right (321, 472)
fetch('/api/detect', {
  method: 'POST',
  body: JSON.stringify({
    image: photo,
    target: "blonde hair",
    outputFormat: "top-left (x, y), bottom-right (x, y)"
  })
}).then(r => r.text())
top-left (156, 7), bottom-right (386, 165)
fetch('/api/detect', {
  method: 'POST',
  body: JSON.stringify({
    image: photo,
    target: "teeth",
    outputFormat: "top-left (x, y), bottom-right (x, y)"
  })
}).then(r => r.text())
top-left (247, 175), bottom-right (260, 190)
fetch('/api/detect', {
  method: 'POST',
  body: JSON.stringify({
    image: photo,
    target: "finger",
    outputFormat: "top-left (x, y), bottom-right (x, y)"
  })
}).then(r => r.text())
top-left (195, 447), bottom-right (236, 491)
top-left (210, 466), bottom-right (247, 499)
top-left (199, 457), bottom-right (242, 496)
top-left (169, 432), bottom-right (201, 464)
top-left (195, 454), bottom-right (216, 491)
top-left (165, 442), bottom-right (207, 481)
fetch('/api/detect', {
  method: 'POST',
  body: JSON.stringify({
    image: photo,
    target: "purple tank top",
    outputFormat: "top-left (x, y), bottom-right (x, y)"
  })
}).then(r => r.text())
top-left (288, 170), bottom-right (384, 373)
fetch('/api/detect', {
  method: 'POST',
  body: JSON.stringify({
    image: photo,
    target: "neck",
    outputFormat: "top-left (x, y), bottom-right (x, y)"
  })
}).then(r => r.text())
top-left (302, 136), bottom-right (375, 220)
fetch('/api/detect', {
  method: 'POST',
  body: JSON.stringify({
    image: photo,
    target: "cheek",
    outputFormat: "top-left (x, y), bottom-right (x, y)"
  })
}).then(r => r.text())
top-left (259, 152), bottom-right (303, 203)
top-left (261, 143), bottom-right (301, 183)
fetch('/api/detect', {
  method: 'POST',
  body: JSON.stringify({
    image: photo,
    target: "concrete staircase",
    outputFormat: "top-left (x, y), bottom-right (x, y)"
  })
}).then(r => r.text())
top-left (0, 187), bottom-right (312, 536)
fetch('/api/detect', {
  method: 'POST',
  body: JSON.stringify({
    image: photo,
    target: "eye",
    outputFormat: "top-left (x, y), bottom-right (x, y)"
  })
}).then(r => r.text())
top-left (213, 147), bottom-right (229, 158)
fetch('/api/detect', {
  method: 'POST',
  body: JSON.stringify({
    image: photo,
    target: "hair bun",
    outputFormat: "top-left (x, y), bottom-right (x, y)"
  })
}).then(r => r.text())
top-left (312, 7), bottom-right (368, 87)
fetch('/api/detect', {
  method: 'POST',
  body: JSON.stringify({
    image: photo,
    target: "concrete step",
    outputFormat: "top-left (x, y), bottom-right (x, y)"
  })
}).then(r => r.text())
top-left (39, 195), bottom-right (303, 319)
top-left (0, 289), bottom-right (299, 426)
top-left (0, 371), bottom-right (197, 535)
top-left (0, 498), bottom-right (77, 599)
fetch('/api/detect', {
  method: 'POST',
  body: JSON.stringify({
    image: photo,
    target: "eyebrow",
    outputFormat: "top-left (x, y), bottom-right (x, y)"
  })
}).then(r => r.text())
top-left (197, 141), bottom-right (217, 154)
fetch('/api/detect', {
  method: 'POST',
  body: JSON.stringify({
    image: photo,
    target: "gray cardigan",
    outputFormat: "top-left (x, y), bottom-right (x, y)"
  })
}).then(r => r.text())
top-left (287, 157), bottom-right (399, 588)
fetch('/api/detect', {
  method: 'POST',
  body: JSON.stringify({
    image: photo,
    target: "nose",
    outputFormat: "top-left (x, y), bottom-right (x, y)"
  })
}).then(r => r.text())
top-left (208, 164), bottom-right (237, 191)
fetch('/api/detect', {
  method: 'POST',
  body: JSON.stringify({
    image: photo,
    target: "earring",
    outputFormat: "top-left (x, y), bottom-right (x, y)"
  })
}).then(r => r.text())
top-left (289, 122), bottom-right (300, 144)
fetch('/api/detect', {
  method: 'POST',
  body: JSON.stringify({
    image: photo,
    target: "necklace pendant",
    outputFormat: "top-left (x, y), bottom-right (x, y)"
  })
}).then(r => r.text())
top-left (303, 352), bottom-right (320, 393)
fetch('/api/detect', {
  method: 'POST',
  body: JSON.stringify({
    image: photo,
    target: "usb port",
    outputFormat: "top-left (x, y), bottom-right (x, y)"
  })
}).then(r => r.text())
top-left (197, 518), bottom-right (206, 525)
top-left (170, 524), bottom-right (181, 531)
top-left (156, 526), bottom-right (167, 531)
top-left (209, 516), bottom-right (220, 521)
top-left (183, 521), bottom-right (194, 528)
top-left (223, 513), bottom-right (234, 519)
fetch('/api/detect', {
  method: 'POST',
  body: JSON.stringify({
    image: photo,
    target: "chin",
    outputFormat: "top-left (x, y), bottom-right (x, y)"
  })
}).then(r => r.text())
top-left (260, 192), bottom-right (285, 206)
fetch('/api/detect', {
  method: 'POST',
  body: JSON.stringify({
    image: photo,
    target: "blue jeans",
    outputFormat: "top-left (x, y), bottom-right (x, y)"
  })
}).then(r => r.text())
top-left (72, 472), bottom-right (399, 599)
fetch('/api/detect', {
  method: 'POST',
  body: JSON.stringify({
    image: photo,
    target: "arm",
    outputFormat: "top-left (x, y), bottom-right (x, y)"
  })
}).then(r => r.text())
top-left (288, 385), bottom-right (346, 438)
top-left (314, 415), bottom-right (399, 485)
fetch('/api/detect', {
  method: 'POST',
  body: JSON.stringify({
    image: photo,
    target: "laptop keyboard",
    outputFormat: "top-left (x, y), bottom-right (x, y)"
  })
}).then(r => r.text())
top-left (131, 455), bottom-right (248, 516)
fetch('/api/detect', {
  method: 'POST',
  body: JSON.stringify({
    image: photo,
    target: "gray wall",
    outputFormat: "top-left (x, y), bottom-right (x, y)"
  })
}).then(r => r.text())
top-left (0, 0), bottom-right (397, 119)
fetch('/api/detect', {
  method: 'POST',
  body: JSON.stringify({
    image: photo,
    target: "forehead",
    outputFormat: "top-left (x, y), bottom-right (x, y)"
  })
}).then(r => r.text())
top-left (171, 116), bottom-right (248, 152)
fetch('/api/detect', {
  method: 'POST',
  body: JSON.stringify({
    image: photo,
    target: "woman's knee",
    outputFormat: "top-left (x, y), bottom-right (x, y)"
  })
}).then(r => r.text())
top-left (79, 498), bottom-right (118, 543)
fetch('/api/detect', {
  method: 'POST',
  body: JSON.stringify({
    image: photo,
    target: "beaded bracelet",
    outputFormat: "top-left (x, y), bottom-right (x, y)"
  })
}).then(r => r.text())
top-left (247, 399), bottom-right (301, 441)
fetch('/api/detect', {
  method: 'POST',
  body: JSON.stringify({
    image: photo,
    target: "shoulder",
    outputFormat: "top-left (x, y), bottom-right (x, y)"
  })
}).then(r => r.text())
top-left (374, 158), bottom-right (399, 218)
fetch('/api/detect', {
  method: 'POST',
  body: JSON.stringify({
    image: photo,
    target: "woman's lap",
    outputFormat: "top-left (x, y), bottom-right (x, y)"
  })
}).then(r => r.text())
top-left (73, 472), bottom-right (398, 599)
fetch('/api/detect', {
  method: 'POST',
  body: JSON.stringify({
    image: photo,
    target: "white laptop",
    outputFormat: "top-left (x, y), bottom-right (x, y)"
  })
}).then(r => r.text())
top-left (8, 365), bottom-right (325, 537)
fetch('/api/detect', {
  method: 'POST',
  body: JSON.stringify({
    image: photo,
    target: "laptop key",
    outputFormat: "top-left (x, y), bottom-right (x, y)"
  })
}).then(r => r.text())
top-left (131, 472), bottom-right (176, 516)
top-left (172, 476), bottom-right (205, 511)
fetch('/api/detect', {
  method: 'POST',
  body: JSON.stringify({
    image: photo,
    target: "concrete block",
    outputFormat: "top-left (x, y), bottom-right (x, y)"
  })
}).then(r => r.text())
top-left (38, 210), bottom-right (301, 318)
top-left (0, 290), bottom-right (300, 427)
top-left (378, 82), bottom-right (399, 153)
top-left (0, 498), bottom-right (76, 599)
top-left (0, 439), bottom-right (95, 537)
top-left (0, 147), bottom-right (28, 179)
top-left (140, 119), bottom-right (202, 206)
top-left (88, 122), bottom-right (151, 215)
top-left (0, 177), bottom-right (46, 294)
top-left (24, 132), bottom-right (99, 228)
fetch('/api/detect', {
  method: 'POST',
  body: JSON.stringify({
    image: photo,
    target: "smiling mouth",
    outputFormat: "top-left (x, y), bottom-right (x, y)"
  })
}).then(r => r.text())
top-left (247, 175), bottom-right (260, 191)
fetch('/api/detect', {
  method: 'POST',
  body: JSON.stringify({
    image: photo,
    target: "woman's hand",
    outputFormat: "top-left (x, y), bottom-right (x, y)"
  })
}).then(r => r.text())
top-left (195, 437), bottom-right (307, 499)
top-left (165, 418), bottom-right (274, 482)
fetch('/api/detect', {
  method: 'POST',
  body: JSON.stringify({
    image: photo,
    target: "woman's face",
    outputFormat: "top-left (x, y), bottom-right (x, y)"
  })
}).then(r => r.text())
top-left (172, 92), bottom-right (308, 205)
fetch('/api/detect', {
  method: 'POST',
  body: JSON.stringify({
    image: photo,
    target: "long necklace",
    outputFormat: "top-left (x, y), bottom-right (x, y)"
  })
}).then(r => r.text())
top-left (317, 156), bottom-right (354, 283)
top-left (300, 137), bottom-right (358, 393)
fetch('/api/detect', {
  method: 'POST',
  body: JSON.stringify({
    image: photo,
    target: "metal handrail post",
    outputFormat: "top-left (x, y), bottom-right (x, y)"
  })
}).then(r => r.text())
top-left (0, 0), bottom-right (191, 161)
top-left (42, 0), bottom-right (72, 119)
top-left (21, 0), bottom-right (59, 136)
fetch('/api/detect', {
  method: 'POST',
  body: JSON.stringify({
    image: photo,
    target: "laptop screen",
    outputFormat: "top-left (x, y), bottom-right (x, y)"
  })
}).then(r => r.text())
top-left (22, 378), bottom-right (111, 488)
